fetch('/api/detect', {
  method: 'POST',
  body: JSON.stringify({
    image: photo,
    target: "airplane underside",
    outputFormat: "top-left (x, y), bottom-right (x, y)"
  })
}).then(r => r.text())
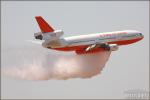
top-left (53, 37), bottom-right (142, 54)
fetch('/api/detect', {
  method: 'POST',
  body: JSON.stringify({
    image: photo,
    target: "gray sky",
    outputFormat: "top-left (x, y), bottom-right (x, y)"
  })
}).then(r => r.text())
top-left (1, 1), bottom-right (149, 99)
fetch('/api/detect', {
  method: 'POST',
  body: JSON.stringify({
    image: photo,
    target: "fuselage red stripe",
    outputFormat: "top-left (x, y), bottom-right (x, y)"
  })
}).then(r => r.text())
top-left (53, 37), bottom-right (143, 51)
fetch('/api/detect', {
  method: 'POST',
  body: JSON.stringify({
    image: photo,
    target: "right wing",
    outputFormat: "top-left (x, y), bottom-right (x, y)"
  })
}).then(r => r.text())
top-left (75, 43), bottom-right (119, 55)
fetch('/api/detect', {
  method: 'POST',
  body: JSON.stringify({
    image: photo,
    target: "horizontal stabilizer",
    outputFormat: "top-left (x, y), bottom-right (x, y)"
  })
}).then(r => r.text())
top-left (27, 40), bottom-right (43, 45)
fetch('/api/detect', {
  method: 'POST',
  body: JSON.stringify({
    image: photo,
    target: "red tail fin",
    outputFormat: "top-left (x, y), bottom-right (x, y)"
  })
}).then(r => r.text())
top-left (35, 16), bottom-right (54, 33)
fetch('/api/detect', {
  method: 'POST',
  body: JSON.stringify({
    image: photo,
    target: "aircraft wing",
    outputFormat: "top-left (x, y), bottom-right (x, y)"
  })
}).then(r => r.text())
top-left (75, 43), bottom-right (118, 54)
top-left (27, 40), bottom-right (43, 44)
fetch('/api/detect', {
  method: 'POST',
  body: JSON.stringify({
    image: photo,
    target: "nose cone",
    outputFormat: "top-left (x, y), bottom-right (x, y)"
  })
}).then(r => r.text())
top-left (139, 33), bottom-right (144, 39)
top-left (125, 30), bottom-right (144, 41)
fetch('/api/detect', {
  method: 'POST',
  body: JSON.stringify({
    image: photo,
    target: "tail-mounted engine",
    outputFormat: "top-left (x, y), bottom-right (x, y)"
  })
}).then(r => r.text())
top-left (34, 30), bottom-right (64, 41)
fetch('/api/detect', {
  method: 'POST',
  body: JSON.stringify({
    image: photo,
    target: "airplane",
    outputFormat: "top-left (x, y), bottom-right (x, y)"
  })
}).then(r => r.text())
top-left (32, 16), bottom-right (144, 54)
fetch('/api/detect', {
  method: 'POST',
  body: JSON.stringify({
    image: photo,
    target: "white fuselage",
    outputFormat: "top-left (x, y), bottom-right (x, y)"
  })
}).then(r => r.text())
top-left (60, 30), bottom-right (143, 47)
top-left (41, 30), bottom-right (143, 51)
top-left (34, 16), bottom-right (144, 54)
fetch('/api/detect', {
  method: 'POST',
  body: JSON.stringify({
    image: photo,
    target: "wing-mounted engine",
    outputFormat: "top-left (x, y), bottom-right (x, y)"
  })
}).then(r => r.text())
top-left (108, 44), bottom-right (119, 51)
top-left (34, 30), bottom-right (64, 41)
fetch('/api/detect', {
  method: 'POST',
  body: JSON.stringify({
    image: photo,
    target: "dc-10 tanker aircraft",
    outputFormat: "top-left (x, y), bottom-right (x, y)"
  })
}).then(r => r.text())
top-left (32, 16), bottom-right (144, 54)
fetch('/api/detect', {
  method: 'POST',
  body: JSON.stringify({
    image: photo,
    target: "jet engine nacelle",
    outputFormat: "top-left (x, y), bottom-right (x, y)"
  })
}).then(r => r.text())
top-left (109, 44), bottom-right (119, 51)
top-left (34, 30), bottom-right (64, 41)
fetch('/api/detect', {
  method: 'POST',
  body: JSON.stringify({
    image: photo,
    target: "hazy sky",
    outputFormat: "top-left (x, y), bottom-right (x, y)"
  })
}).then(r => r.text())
top-left (1, 1), bottom-right (149, 99)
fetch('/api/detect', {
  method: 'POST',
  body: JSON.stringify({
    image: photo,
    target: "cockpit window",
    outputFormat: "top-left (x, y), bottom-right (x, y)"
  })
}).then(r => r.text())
top-left (139, 33), bottom-right (142, 36)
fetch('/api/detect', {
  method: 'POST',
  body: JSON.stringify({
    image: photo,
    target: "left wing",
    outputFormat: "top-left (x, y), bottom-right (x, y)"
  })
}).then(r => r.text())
top-left (27, 40), bottom-right (43, 45)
